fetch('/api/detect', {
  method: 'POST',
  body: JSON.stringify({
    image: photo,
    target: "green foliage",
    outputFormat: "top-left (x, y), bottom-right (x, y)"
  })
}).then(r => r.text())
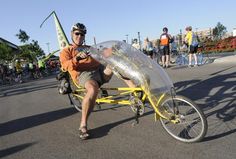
top-left (16, 29), bottom-right (30, 43)
top-left (15, 30), bottom-right (45, 61)
top-left (212, 22), bottom-right (227, 40)
top-left (0, 42), bottom-right (14, 62)
top-left (18, 40), bottom-right (45, 61)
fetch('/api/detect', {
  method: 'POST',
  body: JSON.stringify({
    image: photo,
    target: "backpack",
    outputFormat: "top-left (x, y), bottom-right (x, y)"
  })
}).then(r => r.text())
top-left (191, 32), bottom-right (199, 47)
top-left (56, 71), bottom-right (72, 94)
top-left (169, 37), bottom-right (174, 43)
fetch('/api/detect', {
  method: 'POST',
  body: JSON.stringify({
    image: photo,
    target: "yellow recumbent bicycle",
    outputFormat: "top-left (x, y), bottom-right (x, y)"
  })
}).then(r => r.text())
top-left (63, 72), bottom-right (207, 143)
top-left (41, 12), bottom-right (207, 143)
top-left (56, 40), bottom-right (207, 143)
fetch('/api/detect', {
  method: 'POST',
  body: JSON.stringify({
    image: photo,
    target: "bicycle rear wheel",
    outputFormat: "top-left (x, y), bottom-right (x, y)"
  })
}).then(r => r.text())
top-left (159, 95), bottom-right (207, 143)
top-left (68, 93), bottom-right (82, 112)
top-left (68, 77), bottom-right (84, 112)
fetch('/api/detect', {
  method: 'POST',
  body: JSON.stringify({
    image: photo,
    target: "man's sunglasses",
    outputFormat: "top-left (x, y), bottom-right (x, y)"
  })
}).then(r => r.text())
top-left (74, 32), bottom-right (85, 36)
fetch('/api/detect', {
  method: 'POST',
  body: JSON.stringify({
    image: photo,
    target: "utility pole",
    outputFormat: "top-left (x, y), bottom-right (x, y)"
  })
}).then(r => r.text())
top-left (46, 42), bottom-right (50, 54)
top-left (179, 29), bottom-right (182, 46)
top-left (138, 32), bottom-right (141, 50)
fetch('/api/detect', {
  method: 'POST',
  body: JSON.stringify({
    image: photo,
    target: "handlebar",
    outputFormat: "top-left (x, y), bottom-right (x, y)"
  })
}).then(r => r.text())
top-left (76, 48), bottom-right (90, 61)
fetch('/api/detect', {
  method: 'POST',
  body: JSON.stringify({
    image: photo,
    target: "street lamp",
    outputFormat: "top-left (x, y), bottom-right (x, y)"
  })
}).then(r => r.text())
top-left (125, 34), bottom-right (129, 44)
top-left (179, 29), bottom-right (183, 46)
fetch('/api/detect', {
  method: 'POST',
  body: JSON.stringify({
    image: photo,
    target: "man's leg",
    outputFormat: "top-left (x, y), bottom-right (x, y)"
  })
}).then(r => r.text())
top-left (165, 54), bottom-right (170, 67)
top-left (165, 47), bottom-right (170, 67)
top-left (80, 80), bottom-right (99, 129)
top-left (193, 53), bottom-right (198, 66)
top-left (103, 65), bottom-right (136, 88)
top-left (194, 46), bottom-right (198, 66)
top-left (161, 55), bottom-right (165, 67)
top-left (189, 54), bottom-right (192, 66)
top-left (124, 79), bottom-right (136, 88)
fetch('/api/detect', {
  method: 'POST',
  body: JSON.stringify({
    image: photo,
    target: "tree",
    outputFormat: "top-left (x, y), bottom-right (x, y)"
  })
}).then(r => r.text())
top-left (18, 40), bottom-right (45, 61)
top-left (212, 22), bottom-right (227, 40)
top-left (15, 29), bottom-right (45, 61)
top-left (16, 29), bottom-right (30, 43)
top-left (0, 42), bottom-right (14, 62)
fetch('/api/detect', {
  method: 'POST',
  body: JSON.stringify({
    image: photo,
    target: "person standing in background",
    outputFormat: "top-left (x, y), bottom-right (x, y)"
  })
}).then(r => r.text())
top-left (185, 26), bottom-right (199, 67)
top-left (159, 27), bottom-right (172, 68)
top-left (131, 38), bottom-right (141, 50)
top-left (143, 37), bottom-right (154, 59)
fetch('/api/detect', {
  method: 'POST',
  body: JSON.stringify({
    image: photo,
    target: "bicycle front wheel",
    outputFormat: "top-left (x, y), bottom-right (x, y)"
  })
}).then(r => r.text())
top-left (159, 95), bottom-right (207, 143)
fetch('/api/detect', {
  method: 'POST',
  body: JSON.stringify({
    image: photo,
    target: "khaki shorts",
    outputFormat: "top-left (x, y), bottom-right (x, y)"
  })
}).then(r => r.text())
top-left (78, 65), bottom-right (109, 87)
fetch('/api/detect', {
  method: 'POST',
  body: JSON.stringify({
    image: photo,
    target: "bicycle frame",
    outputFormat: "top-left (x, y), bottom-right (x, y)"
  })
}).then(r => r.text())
top-left (72, 82), bottom-right (146, 105)
top-left (70, 78), bottom-right (172, 122)
top-left (96, 87), bottom-right (145, 105)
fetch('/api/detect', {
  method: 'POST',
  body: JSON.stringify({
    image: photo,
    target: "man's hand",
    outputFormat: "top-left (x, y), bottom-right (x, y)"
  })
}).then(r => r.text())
top-left (76, 51), bottom-right (90, 61)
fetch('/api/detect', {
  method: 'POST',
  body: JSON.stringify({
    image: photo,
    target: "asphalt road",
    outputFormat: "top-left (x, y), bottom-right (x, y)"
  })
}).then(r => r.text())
top-left (0, 58), bottom-right (236, 159)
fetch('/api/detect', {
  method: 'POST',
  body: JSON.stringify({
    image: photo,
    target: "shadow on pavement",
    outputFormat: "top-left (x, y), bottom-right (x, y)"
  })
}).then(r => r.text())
top-left (0, 79), bottom-right (58, 98)
top-left (89, 110), bottom-right (154, 139)
top-left (93, 104), bottom-right (127, 112)
top-left (174, 67), bottom-right (236, 142)
top-left (0, 107), bottom-right (77, 137)
top-left (0, 142), bottom-right (37, 158)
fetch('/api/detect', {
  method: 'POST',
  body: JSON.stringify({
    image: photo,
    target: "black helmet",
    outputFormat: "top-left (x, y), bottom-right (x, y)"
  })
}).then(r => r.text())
top-left (163, 27), bottom-right (168, 32)
top-left (71, 23), bottom-right (87, 34)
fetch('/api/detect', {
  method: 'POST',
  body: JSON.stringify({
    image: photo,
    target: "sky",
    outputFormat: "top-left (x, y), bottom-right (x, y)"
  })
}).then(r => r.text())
top-left (0, 0), bottom-right (235, 55)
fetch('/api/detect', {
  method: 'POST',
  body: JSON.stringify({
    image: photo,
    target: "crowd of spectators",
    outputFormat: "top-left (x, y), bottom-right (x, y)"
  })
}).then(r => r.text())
top-left (0, 59), bottom-right (60, 85)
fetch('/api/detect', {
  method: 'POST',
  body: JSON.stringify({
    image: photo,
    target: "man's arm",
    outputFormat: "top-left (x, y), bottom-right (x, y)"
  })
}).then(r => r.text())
top-left (59, 48), bottom-right (78, 71)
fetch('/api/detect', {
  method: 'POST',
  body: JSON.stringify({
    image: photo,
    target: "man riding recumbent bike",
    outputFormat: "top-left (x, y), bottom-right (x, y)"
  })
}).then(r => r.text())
top-left (57, 41), bottom-right (208, 143)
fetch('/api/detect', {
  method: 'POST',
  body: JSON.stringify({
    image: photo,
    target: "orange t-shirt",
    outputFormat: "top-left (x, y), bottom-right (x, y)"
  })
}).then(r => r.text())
top-left (59, 44), bottom-right (100, 84)
top-left (160, 33), bottom-right (170, 46)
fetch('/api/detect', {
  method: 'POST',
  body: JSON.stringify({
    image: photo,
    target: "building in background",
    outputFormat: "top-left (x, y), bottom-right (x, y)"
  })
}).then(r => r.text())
top-left (0, 37), bottom-right (20, 64)
top-left (195, 28), bottom-right (212, 40)
top-left (0, 37), bottom-right (19, 51)
top-left (233, 28), bottom-right (236, 37)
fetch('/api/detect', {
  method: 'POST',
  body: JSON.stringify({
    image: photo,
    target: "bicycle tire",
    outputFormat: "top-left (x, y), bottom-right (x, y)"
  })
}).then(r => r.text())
top-left (159, 95), bottom-right (207, 143)
top-left (68, 93), bottom-right (82, 112)
top-left (68, 78), bottom-right (83, 112)
top-left (175, 55), bottom-right (182, 65)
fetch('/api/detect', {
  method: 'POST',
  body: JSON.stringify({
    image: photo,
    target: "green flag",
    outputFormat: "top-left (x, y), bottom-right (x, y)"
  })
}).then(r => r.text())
top-left (40, 11), bottom-right (69, 50)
